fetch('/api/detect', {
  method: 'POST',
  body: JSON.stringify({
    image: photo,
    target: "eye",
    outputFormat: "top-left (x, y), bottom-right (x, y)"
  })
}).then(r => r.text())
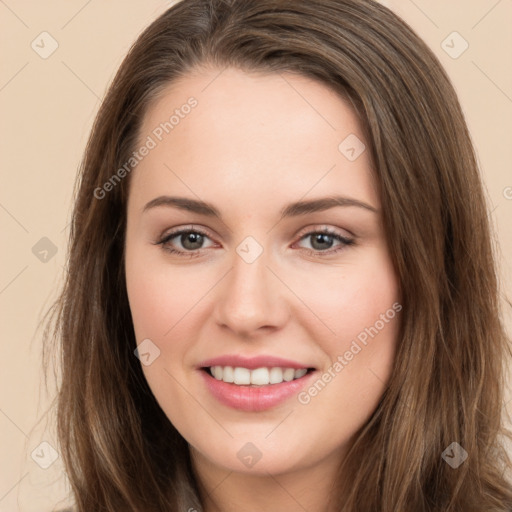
top-left (295, 228), bottom-right (355, 256)
top-left (155, 226), bottom-right (216, 258)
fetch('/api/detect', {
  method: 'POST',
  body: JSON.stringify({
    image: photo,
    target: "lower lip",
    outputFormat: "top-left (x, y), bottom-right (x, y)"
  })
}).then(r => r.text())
top-left (200, 369), bottom-right (316, 412)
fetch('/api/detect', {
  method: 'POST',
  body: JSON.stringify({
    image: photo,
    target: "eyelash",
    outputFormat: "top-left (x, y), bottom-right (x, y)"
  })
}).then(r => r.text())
top-left (155, 226), bottom-right (355, 259)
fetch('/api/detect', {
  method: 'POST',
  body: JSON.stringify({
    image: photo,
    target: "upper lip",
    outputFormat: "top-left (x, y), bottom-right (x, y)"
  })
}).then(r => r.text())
top-left (198, 355), bottom-right (315, 370)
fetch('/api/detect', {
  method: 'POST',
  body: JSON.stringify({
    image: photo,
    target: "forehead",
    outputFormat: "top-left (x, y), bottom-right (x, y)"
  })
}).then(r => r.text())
top-left (129, 66), bottom-right (378, 214)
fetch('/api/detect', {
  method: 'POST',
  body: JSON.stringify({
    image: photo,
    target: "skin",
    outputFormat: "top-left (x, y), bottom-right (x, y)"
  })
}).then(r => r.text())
top-left (124, 66), bottom-right (401, 512)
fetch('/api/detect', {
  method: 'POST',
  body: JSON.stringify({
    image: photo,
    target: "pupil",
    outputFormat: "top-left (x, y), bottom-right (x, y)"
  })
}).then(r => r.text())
top-left (182, 232), bottom-right (203, 250)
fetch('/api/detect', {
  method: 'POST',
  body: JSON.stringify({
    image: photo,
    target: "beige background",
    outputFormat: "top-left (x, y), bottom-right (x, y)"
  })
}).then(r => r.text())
top-left (0, 0), bottom-right (511, 510)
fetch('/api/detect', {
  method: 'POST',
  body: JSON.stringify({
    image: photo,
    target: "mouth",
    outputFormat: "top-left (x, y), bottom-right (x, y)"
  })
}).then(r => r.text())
top-left (199, 365), bottom-right (317, 412)
top-left (201, 366), bottom-right (316, 386)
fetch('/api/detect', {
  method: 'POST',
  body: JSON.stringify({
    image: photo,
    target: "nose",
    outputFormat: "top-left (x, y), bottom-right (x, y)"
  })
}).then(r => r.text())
top-left (213, 247), bottom-right (289, 338)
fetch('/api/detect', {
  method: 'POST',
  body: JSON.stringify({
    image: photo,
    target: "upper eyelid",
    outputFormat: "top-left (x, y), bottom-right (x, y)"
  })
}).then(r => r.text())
top-left (160, 224), bottom-right (210, 237)
top-left (295, 224), bottom-right (354, 239)
top-left (159, 226), bottom-right (214, 244)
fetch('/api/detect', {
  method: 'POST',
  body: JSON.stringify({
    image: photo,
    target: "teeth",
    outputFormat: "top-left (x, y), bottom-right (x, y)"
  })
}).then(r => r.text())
top-left (211, 366), bottom-right (223, 380)
top-left (269, 367), bottom-right (283, 384)
top-left (209, 366), bottom-right (310, 386)
top-left (283, 368), bottom-right (295, 382)
top-left (233, 367), bottom-right (251, 385)
top-left (250, 367), bottom-right (269, 385)
top-left (222, 365), bottom-right (234, 383)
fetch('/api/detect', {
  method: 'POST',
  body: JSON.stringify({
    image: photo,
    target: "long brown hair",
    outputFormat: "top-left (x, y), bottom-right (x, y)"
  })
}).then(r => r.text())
top-left (43, 0), bottom-right (512, 510)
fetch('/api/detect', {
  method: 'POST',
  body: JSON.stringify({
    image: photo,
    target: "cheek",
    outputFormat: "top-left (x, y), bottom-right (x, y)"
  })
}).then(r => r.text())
top-left (323, 260), bottom-right (400, 410)
top-left (294, 252), bottom-right (400, 346)
top-left (125, 247), bottom-right (206, 341)
top-left (125, 251), bottom-right (198, 428)
top-left (126, 270), bottom-right (171, 341)
top-left (294, 250), bottom-right (400, 406)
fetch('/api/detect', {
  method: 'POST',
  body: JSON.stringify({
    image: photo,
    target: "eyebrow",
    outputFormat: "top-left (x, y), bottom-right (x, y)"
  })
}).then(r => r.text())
top-left (142, 195), bottom-right (378, 219)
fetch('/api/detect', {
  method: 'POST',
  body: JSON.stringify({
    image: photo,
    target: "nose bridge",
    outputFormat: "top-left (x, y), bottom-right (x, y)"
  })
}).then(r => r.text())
top-left (214, 239), bottom-right (287, 335)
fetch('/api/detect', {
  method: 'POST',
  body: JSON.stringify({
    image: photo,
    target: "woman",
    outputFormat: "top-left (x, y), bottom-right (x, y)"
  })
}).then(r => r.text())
top-left (44, 0), bottom-right (512, 510)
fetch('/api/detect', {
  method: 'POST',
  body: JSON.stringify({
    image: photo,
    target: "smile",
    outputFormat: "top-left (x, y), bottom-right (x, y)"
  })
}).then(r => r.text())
top-left (206, 365), bottom-right (311, 386)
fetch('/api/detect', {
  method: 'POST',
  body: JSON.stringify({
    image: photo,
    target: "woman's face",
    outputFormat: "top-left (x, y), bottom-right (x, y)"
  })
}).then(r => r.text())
top-left (125, 66), bottom-right (401, 477)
